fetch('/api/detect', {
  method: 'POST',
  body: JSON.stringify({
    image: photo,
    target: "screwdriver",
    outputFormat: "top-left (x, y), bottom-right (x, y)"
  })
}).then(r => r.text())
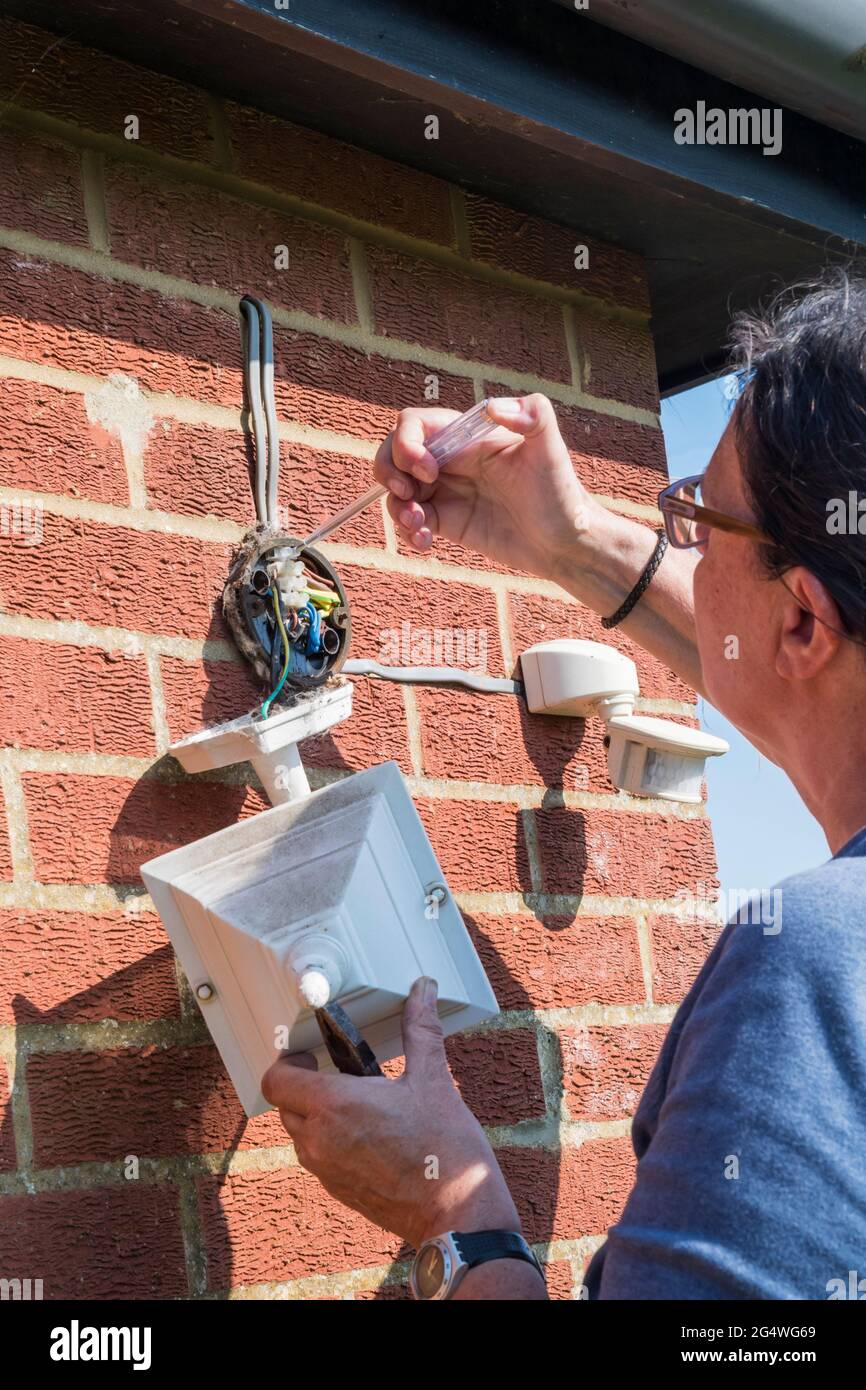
top-left (303, 398), bottom-right (501, 547)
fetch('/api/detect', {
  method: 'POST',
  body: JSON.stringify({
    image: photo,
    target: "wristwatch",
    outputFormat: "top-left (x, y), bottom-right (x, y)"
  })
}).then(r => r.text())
top-left (409, 1229), bottom-right (544, 1300)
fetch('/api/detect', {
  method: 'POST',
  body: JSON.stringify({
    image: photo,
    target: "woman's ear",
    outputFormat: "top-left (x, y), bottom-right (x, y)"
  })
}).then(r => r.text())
top-left (775, 566), bottom-right (843, 681)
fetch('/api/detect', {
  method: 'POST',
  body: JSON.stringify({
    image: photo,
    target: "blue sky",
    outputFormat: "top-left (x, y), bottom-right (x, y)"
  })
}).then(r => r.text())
top-left (659, 379), bottom-right (828, 896)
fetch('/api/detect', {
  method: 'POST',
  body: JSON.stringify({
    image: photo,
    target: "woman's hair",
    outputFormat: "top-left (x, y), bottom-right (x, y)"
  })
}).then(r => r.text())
top-left (728, 267), bottom-right (866, 638)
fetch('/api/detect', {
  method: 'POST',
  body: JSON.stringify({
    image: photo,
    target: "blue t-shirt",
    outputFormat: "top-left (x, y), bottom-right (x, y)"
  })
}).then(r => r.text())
top-left (585, 824), bottom-right (866, 1300)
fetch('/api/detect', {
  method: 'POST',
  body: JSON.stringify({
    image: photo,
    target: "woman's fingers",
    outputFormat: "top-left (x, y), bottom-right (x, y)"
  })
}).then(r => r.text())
top-left (387, 493), bottom-right (439, 551)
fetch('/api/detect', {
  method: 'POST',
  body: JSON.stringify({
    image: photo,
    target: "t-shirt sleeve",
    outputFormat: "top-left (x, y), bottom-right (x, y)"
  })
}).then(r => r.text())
top-left (596, 882), bottom-right (866, 1299)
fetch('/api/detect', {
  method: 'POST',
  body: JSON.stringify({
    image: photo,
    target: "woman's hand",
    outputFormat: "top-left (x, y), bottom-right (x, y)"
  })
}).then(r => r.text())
top-left (373, 393), bottom-right (599, 584)
top-left (261, 978), bottom-right (521, 1251)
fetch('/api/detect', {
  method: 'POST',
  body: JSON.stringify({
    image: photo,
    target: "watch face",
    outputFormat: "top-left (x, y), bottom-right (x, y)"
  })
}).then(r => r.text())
top-left (415, 1244), bottom-right (447, 1299)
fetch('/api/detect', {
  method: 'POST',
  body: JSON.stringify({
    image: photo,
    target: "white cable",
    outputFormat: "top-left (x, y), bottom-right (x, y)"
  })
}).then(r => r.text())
top-left (344, 658), bottom-right (522, 696)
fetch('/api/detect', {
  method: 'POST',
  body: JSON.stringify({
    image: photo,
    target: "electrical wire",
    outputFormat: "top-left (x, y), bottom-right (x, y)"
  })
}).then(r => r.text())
top-left (343, 658), bottom-right (523, 696)
top-left (240, 298), bottom-right (268, 525)
top-left (239, 295), bottom-right (281, 530)
top-left (261, 587), bottom-right (292, 719)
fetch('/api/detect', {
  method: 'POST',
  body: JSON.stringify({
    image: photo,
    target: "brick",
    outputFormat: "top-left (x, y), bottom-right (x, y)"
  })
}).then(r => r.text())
top-left (0, 376), bottom-right (128, 504)
top-left (0, 1058), bottom-right (15, 1171)
top-left (414, 797), bottom-right (530, 894)
top-left (543, 1258), bottom-right (577, 1299)
top-left (0, 636), bottom-right (154, 756)
top-left (0, 249), bottom-right (242, 406)
top-left (22, 773), bottom-right (267, 884)
top-left (339, 562), bottom-right (504, 675)
top-left (227, 102), bottom-right (455, 247)
top-left (649, 912), bottom-right (723, 1004)
top-left (0, 511), bottom-right (232, 643)
top-left (462, 910), bottom-right (645, 1010)
top-left (485, 383), bottom-right (668, 509)
top-left (0, 1184), bottom-right (188, 1298)
top-left (500, 1139), bottom-right (635, 1241)
top-left (0, 17), bottom-right (215, 162)
top-left (0, 798), bottom-right (11, 880)
top-left (105, 162), bottom-right (357, 322)
top-left (367, 245), bottom-right (571, 382)
top-left (198, 1165), bottom-right (407, 1289)
top-left (574, 309), bottom-right (659, 411)
top-left (533, 806), bottom-right (718, 899)
top-left (465, 194), bottom-right (651, 314)
top-left (508, 590), bottom-right (695, 703)
top-left (560, 1023), bottom-right (668, 1120)
top-left (301, 675), bottom-right (412, 775)
top-left (0, 908), bottom-right (178, 1025)
top-left (415, 686), bottom-right (612, 792)
top-left (0, 131), bottom-right (87, 244)
top-left (272, 326), bottom-right (476, 440)
top-left (144, 422), bottom-right (384, 549)
top-left (445, 1029), bottom-right (544, 1125)
top-left (159, 657), bottom-right (413, 775)
top-left (28, 1044), bottom-right (287, 1166)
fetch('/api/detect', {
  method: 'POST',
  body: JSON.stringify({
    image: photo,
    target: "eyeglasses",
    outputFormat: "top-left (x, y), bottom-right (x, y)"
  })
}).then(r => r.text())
top-left (657, 473), bottom-right (772, 550)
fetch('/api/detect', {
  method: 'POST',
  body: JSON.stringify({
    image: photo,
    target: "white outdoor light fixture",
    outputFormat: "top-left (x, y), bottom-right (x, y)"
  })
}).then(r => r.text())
top-left (520, 639), bottom-right (727, 803)
top-left (141, 682), bottom-right (498, 1116)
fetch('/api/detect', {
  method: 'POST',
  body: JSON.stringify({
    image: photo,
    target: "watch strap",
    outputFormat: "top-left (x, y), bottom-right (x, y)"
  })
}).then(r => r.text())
top-left (453, 1229), bottom-right (543, 1278)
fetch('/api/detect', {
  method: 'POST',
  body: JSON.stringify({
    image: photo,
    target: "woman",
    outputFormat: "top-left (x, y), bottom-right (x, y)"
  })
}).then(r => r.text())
top-left (263, 270), bottom-right (866, 1299)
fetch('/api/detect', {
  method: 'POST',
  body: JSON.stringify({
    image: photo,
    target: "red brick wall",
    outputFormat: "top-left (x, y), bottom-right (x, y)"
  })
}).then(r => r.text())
top-left (0, 17), bottom-right (720, 1299)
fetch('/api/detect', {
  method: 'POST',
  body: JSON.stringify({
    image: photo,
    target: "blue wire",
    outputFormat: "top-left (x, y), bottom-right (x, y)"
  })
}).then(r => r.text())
top-left (304, 600), bottom-right (322, 654)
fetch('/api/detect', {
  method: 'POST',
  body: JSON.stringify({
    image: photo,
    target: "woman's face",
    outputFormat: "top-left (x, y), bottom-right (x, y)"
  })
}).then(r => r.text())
top-left (692, 418), bottom-right (783, 758)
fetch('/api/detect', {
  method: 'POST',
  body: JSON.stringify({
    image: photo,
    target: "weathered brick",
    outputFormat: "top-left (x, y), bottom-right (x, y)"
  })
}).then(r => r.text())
top-left (105, 162), bottom-right (357, 322)
top-left (0, 131), bottom-right (87, 244)
top-left (339, 563), bottom-right (504, 675)
top-left (462, 910), bottom-right (645, 1010)
top-left (0, 17), bottom-right (215, 162)
top-left (574, 309), bottom-right (659, 411)
top-left (0, 511), bottom-right (232, 643)
top-left (0, 635), bottom-right (154, 756)
top-left (22, 773), bottom-right (267, 884)
top-left (367, 245), bottom-right (572, 382)
top-left (508, 589), bottom-right (695, 703)
top-left (0, 908), bottom-right (178, 1025)
top-left (465, 194), bottom-right (651, 314)
top-left (272, 326), bottom-right (476, 440)
top-left (533, 806), bottom-right (718, 899)
top-left (484, 381), bottom-right (668, 508)
top-left (227, 102), bottom-right (455, 246)
top-left (144, 421), bottom-right (384, 549)
top-left (415, 686), bottom-right (612, 792)
top-left (414, 797), bottom-right (530, 894)
top-left (0, 1058), bottom-right (15, 1172)
top-left (560, 1023), bottom-right (668, 1120)
top-left (0, 375), bottom-right (128, 504)
top-left (445, 1028), bottom-right (544, 1125)
top-left (198, 1165), bottom-right (407, 1289)
top-left (0, 249), bottom-right (241, 406)
top-left (544, 1258), bottom-right (577, 1299)
top-left (649, 911), bottom-right (723, 1004)
top-left (0, 1185), bottom-right (188, 1298)
top-left (500, 1139), bottom-right (635, 1242)
top-left (28, 1045), bottom-right (287, 1166)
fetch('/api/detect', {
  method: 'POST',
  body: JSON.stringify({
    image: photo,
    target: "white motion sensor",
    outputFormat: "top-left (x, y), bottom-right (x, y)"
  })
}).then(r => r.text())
top-left (520, 639), bottom-right (727, 803)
